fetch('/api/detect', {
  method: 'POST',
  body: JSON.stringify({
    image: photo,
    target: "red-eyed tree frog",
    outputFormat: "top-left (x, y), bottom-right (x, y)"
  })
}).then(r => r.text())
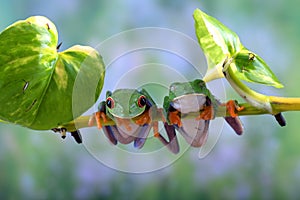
top-left (89, 89), bottom-right (180, 154)
top-left (163, 79), bottom-right (244, 147)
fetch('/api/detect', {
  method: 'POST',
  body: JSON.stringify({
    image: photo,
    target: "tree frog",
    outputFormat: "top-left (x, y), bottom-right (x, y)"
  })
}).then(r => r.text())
top-left (89, 89), bottom-right (180, 154)
top-left (163, 79), bottom-right (244, 147)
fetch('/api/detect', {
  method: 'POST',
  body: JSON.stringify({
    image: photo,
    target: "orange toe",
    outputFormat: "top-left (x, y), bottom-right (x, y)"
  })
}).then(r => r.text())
top-left (95, 112), bottom-right (103, 129)
top-left (226, 100), bottom-right (244, 117)
top-left (154, 132), bottom-right (160, 138)
top-left (196, 105), bottom-right (214, 120)
top-left (169, 111), bottom-right (182, 127)
top-left (135, 110), bottom-right (151, 126)
top-left (93, 111), bottom-right (108, 129)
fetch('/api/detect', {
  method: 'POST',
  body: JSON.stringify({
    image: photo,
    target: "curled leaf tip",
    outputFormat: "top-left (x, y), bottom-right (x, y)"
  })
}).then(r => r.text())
top-left (233, 50), bottom-right (284, 88)
top-left (203, 62), bottom-right (225, 83)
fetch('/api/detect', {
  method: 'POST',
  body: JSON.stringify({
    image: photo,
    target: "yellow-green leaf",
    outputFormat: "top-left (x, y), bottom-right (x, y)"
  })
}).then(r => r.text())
top-left (0, 16), bottom-right (105, 130)
top-left (193, 8), bottom-right (242, 81)
top-left (233, 49), bottom-right (283, 88)
top-left (194, 8), bottom-right (283, 88)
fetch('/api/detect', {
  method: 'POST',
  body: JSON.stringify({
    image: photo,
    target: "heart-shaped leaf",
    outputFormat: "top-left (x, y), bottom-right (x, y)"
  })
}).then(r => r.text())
top-left (0, 16), bottom-right (105, 130)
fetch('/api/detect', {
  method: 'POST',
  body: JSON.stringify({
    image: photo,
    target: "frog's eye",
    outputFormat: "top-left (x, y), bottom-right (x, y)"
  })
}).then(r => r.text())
top-left (138, 95), bottom-right (147, 108)
top-left (106, 97), bottom-right (115, 109)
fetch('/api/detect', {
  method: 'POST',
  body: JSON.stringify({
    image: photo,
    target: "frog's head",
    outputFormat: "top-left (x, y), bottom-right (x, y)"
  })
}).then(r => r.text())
top-left (168, 79), bottom-right (208, 99)
top-left (167, 79), bottom-right (209, 113)
top-left (105, 89), bottom-right (149, 119)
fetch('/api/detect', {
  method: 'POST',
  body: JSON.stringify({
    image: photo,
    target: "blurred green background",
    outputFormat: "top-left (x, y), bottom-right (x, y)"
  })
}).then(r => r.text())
top-left (1, 0), bottom-right (300, 199)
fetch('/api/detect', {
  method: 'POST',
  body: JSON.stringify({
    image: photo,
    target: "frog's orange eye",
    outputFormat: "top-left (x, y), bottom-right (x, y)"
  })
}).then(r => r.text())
top-left (106, 97), bottom-right (115, 109)
top-left (138, 95), bottom-right (147, 108)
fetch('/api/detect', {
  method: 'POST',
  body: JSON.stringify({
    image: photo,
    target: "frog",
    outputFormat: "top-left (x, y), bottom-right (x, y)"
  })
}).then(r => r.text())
top-left (89, 89), bottom-right (180, 154)
top-left (163, 79), bottom-right (244, 147)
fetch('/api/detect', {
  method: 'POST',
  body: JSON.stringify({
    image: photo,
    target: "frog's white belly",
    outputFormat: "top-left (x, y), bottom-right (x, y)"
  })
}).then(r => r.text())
top-left (171, 94), bottom-right (207, 114)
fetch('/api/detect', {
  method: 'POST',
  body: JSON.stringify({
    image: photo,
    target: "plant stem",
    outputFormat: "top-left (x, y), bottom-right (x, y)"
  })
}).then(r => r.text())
top-left (223, 62), bottom-right (273, 113)
top-left (223, 63), bottom-right (300, 115)
top-left (61, 97), bottom-right (300, 132)
top-left (269, 96), bottom-right (300, 113)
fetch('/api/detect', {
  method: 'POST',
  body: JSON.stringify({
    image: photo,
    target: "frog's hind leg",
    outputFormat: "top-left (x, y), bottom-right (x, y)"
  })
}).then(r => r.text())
top-left (102, 126), bottom-right (118, 145)
top-left (133, 124), bottom-right (151, 149)
top-left (153, 108), bottom-right (180, 154)
top-left (109, 125), bottom-right (135, 144)
top-left (154, 121), bottom-right (180, 154)
top-left (223, 100), bottom-right (244, 135)
top-left (224, 116), bottom-right (244, 135)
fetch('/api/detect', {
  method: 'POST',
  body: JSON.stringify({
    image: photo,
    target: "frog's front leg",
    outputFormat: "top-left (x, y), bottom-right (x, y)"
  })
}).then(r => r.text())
top-left (135, 109), bottom-right (152, 126)
top-left (196, 105), bottom-right (214, 120)
top-left (154, 108), bottom-right (180, 154)
top-left (89, 101), bottom-right (118, 145)
top-left (196, 97), bottom-right (214, 120)
top-left (88, 101), bottom-right (108, 129)
top-left (224, 100), bottom-right (244, 117)
top-left (168, 110), bottom-right (183, 127)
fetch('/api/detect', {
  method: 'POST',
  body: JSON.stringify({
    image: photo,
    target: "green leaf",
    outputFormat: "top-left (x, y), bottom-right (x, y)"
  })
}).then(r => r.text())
top-left (193, 8), bottom-right (283, 88)
top-left (0, 16), bottom-right (105, 130)
top-left (233, 49), bottom-right (283, 88)
top-left (193, 8), bottom-right (242, 81)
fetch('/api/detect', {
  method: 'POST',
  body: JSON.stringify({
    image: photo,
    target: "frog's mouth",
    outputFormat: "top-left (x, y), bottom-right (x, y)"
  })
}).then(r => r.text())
top-left (171, 93), bottom-right (207, 114)
top-left (110, 109), bottom-right (145, 119)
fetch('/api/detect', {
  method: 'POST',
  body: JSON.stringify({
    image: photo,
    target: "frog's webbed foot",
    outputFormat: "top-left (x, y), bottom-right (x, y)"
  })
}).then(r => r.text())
top-left (168, 110), bottom-right (182, 127)
top-left (88, 111), bottom-right (108, 129)
top-left (225, 100), bottom-right (244, 117)
top-left (196, 105), bottom-right (214, 120)
top-left (135, 109), bottom-right (151, 126)
top-left (223, 100), bottom-right (244, 135)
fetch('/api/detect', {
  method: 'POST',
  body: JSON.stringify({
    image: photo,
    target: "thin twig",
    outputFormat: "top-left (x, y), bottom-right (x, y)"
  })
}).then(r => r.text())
top-left (60, 96), bottom-right (300, 132)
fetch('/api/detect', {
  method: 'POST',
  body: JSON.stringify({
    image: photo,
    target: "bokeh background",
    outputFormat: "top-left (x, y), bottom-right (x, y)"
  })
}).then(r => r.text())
top-left (1, 0), bottom-right (300, 199)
